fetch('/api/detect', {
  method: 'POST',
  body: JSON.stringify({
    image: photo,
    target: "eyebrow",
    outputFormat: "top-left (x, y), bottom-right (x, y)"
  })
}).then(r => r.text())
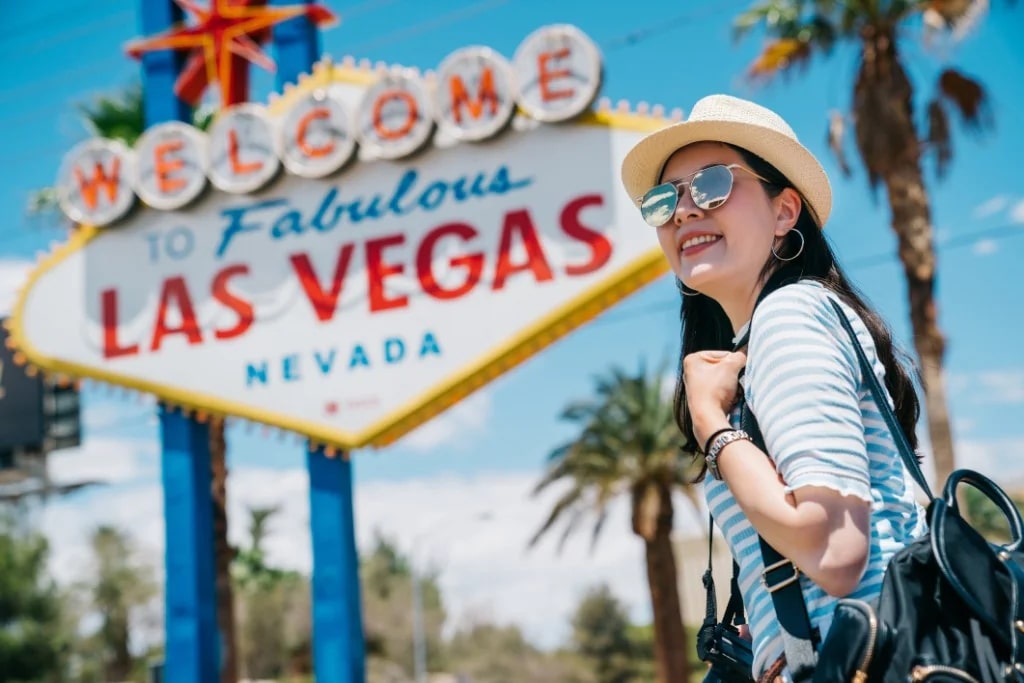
top-left (660, 162), bottom-right (723, 185)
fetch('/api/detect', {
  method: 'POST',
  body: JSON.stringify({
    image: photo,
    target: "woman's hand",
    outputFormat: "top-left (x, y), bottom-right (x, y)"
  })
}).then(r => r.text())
top-left (683, 350), bottom-right (747, 445)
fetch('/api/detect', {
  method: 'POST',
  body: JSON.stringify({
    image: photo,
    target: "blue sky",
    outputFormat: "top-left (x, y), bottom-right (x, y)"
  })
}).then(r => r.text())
top-left (3, 0), bottom-right (1023, 647)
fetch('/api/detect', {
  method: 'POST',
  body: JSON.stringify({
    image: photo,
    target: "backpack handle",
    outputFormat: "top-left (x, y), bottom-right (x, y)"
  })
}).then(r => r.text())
top-left (943, 468), bottom-right (1024, 552)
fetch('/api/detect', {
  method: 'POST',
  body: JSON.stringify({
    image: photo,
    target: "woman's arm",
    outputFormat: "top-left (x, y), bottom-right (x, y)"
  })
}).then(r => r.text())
top-left (686, 286), bottom-right (874, 596)
top-left (696, 408), bottom-right (870, 596)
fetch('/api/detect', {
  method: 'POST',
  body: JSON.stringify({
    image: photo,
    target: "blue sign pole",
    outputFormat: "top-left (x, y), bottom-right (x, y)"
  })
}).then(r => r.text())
top-left (306, 447), bottom-right (366, 683)
top-left (158, 406), bottom-right (219, 682)
top-left (270, 7), bottom-right (367, 682)
top-left (139, 3), bottom-right (218, 681)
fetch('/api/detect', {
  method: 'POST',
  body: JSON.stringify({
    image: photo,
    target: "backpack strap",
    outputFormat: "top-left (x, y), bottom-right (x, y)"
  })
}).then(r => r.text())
top-left (737, 293), bottom-right (932, 682)
top-left (739, 401), bottom-right (820, 682)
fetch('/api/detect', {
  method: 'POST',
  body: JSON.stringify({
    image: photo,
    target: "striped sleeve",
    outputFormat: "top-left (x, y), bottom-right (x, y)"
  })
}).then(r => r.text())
top-left (744, 283), bottom-right (873, 501)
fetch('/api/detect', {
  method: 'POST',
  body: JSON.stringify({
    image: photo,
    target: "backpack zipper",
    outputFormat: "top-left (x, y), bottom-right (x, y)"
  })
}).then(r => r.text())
top-left (910, 665), bottom-right (980, 683)
top-left (844, 599), bottom-right (878, 683)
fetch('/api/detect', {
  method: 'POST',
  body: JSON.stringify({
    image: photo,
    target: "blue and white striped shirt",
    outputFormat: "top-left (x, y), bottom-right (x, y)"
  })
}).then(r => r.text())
top-left (704, 280), bottom-right (927, 677)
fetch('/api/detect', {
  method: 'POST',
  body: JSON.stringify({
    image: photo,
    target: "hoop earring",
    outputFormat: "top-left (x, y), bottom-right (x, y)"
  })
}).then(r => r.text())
top-left (675, 278), bottom-right (701, 297)
top-left (771, 229), bottom-right (805, 262)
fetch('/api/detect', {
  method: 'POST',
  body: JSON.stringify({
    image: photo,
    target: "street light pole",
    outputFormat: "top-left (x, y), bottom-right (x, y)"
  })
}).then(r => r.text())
top-left (408, 510), bottom-right (493, 683)
top-left (412, 568), bottom-right (427, 683)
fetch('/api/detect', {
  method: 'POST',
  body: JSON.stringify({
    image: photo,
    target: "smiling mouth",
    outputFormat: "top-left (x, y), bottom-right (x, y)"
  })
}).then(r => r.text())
top-left (680, 234), bottom-right (721, 253)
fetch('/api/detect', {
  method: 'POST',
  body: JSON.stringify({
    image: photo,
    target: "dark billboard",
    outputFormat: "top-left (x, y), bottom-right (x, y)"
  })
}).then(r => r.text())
top-left (0, 321), bottom-right (44, 451)
top-left (0, 320), bottom-right (81, 453)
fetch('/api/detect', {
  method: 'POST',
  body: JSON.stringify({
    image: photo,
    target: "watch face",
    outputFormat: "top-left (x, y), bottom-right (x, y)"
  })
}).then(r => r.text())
top-left (56, 138), bottom-right (136, 227)
top-left (133, 121), bottom-right (209, 210)
top-left (512, 24), bottom-right (603, 123)
top-left (277, 89), bottom-right (356, 178)
top-left (432, 46), bottom-right (516, 142)
top-left (207, 104), bottom-right (280, 194)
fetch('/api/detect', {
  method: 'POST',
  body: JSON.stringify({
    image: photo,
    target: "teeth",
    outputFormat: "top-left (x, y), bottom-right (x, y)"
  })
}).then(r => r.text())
top-left (681, 234), bottom-right (720, 251)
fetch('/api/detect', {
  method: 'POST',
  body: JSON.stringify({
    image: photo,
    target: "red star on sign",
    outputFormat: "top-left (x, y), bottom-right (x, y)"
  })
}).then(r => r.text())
top-left (125, 0), bottom-right (337, 107)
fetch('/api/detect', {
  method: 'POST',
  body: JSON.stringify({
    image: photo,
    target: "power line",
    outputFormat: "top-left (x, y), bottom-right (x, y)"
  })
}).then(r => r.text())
top-left (592, 222), bottom-right (1024, 326)
top-left (600, 0), bottom-right (750, 52)
top-left (0, 10), bottom-right (134, 60)
top-left (0, 1), bottom-right (111, 38)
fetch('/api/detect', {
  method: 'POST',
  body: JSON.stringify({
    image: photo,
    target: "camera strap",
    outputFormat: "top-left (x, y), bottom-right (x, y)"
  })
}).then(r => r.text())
top-left (703, 512), bottom-right (746, 629)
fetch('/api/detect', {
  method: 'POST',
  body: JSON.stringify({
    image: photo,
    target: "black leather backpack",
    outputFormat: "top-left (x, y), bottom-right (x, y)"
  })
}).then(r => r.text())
top-left (746, 299), bottom-right (1024, 682)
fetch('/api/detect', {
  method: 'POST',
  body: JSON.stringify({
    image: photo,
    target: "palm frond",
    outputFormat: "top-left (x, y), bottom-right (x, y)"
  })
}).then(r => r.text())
top-left (528, 485), bottom-right (585, 548)
top-left (936, 68), bottom-right (992, 134)
top-left (77, 85), bottom-right (147, 145)
top-left (25, 187), bottom-right (60, 216)
top-left (530, 359), bottom-right (692, 552)
top-left (556, 505), bottom-right (589, 553)
top-left (925, 98), bottom-right (953, 177)
top-left (749, 38), bottom-right (815, 79)
top-left (826, 109), bottom-right (854, 177)
top-left (922, 0), bottom-right (989, 38)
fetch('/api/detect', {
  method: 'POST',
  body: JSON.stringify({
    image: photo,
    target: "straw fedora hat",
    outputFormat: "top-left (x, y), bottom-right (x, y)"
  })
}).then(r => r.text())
top-left (620, 94), bottom-right (832, 228)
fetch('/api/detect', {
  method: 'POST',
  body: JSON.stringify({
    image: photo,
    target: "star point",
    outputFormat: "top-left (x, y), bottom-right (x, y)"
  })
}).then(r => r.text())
top-left (125, 0), bottom-right (337, 107)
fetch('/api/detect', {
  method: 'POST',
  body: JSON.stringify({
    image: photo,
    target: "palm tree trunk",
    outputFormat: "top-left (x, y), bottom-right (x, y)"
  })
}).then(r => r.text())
top-left (882, 165), bottom-right (956, 486)
top-left (857, 28), bottom-right (957, 486)
top-left (636, 483), bottom-right (690, 683)
top-left (211, 417), bottom-right (238, 683)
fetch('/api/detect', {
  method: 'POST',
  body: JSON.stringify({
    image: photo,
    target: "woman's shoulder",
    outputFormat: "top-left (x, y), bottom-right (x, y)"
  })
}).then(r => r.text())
top-left (751, 279), bottom-right (841, 330)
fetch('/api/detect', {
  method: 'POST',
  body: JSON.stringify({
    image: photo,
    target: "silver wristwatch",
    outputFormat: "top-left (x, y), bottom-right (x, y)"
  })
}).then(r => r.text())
top-left (705, 429), bottom-right (751, 481)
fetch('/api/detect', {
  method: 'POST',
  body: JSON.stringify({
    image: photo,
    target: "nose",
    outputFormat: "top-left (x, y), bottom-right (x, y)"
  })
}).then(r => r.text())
top-left (673, 187), bottom-right (704, 226)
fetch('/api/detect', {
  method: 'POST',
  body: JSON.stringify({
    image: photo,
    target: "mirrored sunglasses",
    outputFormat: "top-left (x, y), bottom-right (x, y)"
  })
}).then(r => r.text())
top-left (638, 163), bottom-right (769, 227)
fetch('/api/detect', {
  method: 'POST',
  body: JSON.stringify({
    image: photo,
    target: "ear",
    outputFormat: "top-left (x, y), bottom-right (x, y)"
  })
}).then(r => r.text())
top-left (772, 187), bottom-right (802, 236)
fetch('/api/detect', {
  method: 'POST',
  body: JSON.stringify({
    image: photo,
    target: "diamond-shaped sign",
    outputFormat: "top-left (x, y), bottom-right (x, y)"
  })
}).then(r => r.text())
top-left (12, 69), bottom-right (667, 449)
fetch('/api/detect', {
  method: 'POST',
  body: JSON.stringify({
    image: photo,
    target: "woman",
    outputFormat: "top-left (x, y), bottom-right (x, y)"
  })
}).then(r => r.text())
top-left (620, 95), bottom-right (927, 682)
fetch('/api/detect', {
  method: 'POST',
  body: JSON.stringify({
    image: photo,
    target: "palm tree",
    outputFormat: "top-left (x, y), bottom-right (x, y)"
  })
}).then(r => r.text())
top-left (27, 86), bottom-right (236, 683)
top-left (733, 0), bottom-right (1000, 486)
top-left (530, 362), bottom-right (698, 683)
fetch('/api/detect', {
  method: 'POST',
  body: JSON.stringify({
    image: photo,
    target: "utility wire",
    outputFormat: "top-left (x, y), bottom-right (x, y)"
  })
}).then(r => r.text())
top-left (592, 222), bottom-right (1024, 326)
top-left (0, 0), bottom-right (736, 131)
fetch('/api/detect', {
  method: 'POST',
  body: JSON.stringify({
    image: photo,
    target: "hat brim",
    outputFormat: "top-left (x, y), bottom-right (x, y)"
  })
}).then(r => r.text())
top-left (620, 119), bottom-right (832, 228)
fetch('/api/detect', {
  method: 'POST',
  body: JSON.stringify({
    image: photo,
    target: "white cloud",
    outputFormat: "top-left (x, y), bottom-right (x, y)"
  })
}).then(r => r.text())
top-left (1011, 199), bottom-right (1024, 224)
top-left (0, 258), bottom-right (33, 317)
top-left (952, 437), bottom-right (1024, 491)
top-left (951, 368), bottom-right (1024, 405)
top-left (394, 389), bottom-right (494, 451)
top-left (974, 370), bottom-right (1024, 403)
top-left (972, 195), bottom-right (1009, 219)
top-left (41, 484), bottom-right (166, 588)
top-left (41, 465), bottom-right (706, 650)
top-left (47, 435), bottom-right (159, 486)
top-left (972, 238), bottom-right (999, 255)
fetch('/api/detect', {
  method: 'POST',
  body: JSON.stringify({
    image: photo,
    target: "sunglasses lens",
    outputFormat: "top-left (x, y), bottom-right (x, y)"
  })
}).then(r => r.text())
top-left (690, 165), bottom-right (734, 210)
top-left (640, 182), bottom-right (679, 227)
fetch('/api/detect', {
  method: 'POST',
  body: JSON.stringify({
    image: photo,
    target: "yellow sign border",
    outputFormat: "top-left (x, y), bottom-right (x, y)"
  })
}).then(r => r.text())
top-left (8, 60), bottom-right (672, 450)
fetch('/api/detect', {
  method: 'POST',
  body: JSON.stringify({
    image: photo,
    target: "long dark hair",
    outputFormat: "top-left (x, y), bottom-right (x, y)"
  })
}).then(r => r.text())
top-left (672, 144), bottom-right (921, 476)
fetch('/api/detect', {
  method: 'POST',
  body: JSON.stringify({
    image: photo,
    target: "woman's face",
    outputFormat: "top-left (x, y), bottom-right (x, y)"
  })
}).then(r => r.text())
top-left (655, 142), bottom-right (798, 301)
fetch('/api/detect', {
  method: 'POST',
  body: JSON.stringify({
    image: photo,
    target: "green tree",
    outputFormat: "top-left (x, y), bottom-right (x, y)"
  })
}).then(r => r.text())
top-left (570, 584), bottom-right (639, 683)
top-left (0, 514), bottom-right (68, 681)
top-left (446, 622), bottom-right (595, 683)
top-left (531, 362), bottom-right (697, 683)
top-left (963, 486), bottom-right (1024, 544)
top-left (733, 0), bottom-right (1002, 485)
top-left (75, 526), bottom-right (158, 682)
top-left (360, 532), bottom-right (447, 680)
top-left (232, 505), bottom-right (311, 680)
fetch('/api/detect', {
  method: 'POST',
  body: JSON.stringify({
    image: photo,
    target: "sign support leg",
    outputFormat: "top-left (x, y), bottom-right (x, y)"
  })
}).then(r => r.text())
top-left (308, 446), bottom-right (366, 683)
top-left (160, 405), bottom-right (219, 683)
top-left (270, 11), bottom-right (366, 682)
